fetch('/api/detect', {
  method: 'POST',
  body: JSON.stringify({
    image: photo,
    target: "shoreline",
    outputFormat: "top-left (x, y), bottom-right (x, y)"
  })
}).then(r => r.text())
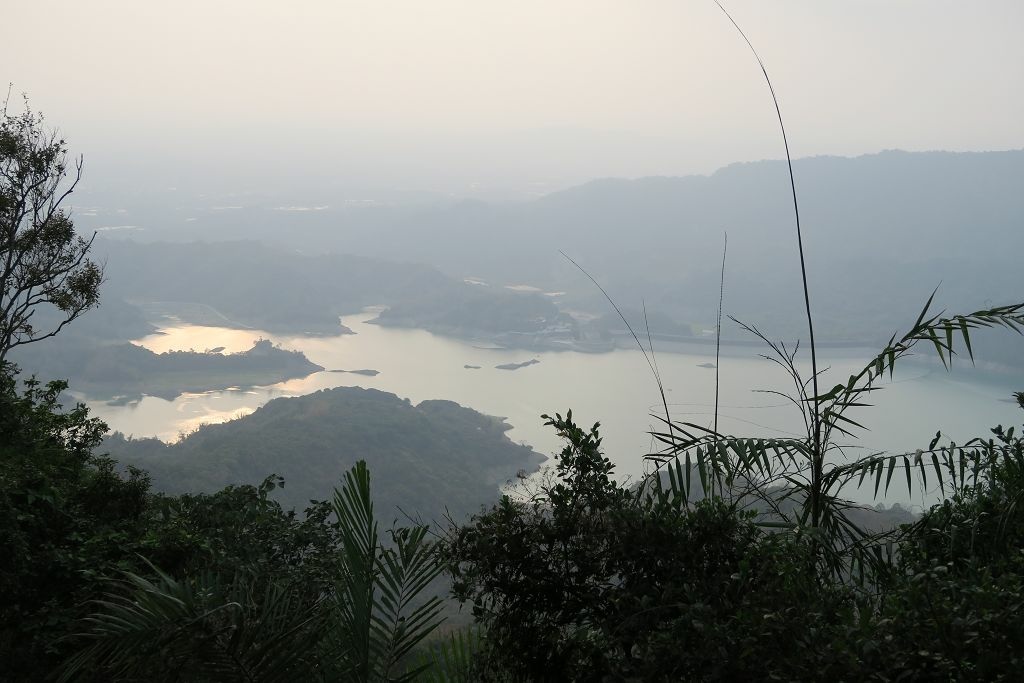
top-left (131, 307), bottom-right (1024, 381)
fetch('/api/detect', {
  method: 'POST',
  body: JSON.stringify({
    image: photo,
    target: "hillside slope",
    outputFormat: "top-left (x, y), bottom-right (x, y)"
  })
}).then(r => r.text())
top-left (105, 386), bottom-right (545, 521)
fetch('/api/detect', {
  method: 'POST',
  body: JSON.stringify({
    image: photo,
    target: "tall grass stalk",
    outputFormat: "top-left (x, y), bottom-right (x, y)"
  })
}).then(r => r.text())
top-left (713, 232), bottom-right (727, 437)
top-left (560, 251), bottom-right (674, 445)
top-left (713, 0), bottom-right (824, 525)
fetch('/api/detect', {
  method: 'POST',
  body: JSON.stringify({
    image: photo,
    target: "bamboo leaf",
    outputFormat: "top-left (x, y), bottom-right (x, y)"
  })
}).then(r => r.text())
top-left (931, 453), bottom-right (944, 494)
top-left (959, 317), bottom-right (974, 361)
top-left (914, 287), bottom-right (938, 330)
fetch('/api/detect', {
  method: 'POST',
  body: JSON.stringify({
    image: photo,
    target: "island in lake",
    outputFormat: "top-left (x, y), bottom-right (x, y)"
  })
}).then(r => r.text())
top-left (43, 339), bottom-right (322, 400)
top-left (495, 359), bottom-right (541, 371)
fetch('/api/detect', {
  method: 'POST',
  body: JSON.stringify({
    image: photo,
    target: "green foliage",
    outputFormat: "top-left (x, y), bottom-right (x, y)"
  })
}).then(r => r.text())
top-left (0, 369), bottom-right (151, 677)
top-left (414, 629), bottom-right (485, 683)
top-left (59, 565), bottom-right (326, 683)
top-left (0, 366), bottom-right (347, 679)
top-left (448, 412), bottom-right (852, 681)
top-left (451, 406), bottom-right (1024, 681)
top-left (1, 361), bottom-right (451, 681)
top-left (138, 476), bottom-right (343, 601)
top-left (847, 429), bottom-right (1024, 680)
top-left (651, 297), bottom-right (1024, 580)
top-left (329, 462), bottom-right (445, 682)
top-left (0, 98), bottom-right (101, 362)
top-left (58, 461), bottom-right (448, 683)
top-left (900, 424), bottom-right (1024, 576)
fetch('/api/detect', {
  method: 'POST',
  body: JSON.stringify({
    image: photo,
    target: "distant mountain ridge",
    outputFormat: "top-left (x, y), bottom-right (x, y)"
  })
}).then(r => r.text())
top-left (320, 148), bottom-right (1023, 347)
top-left (95, 239), bottom-right (566, 339)
top-left (90, 149), bottom-right (1024, 356)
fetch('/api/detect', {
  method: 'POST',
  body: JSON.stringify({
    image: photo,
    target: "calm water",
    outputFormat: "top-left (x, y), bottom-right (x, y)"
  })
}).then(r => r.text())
top-left (83, 310), bottom-right (1024, 507)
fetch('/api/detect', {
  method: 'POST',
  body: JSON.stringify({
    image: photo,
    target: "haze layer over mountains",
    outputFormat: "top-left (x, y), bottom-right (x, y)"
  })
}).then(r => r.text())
top-left (78, 149), bottom-right (1024, 351)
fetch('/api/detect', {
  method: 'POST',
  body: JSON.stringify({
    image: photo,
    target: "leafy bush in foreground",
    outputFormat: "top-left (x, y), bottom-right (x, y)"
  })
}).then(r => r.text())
top-left (449, 408), bottom-right (1024, 682)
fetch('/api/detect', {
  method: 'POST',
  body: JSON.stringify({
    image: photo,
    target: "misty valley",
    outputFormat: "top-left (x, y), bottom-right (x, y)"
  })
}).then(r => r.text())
top-left (7, 146), bottom-right (1024, 682)
top-left (7, 141), bottom-right (1024, 683)
top-left (12, 151), bottom-right (1023, 510)
top-left (5, 2), bottom-right (1024, 679)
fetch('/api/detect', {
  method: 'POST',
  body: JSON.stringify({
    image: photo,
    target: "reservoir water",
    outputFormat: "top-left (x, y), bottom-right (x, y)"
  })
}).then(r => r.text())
top-left (82, 310), bottom-right (1024, 508)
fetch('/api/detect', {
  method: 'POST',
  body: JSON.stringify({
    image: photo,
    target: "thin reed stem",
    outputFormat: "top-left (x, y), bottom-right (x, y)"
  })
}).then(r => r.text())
top-left (560, 251), bottom-right (675, 452)
top-left (713, 1), bottom-right (823, 526)
top-left (714, 232), bottom-right (727, 437)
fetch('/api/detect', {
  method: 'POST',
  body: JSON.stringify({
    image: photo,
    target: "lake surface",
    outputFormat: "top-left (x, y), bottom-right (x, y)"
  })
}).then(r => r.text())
top-left (83, 310), bottom-right (1024, 508)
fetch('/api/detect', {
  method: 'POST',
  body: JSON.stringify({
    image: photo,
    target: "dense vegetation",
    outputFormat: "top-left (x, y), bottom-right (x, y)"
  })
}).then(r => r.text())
top-left (1, 368), bottom-right (450, 681)
top-left (447, 408), bottom-right (1024, 681)
top-left (8, 359), bottom-right (1024, 680)
top-left (0, 372), bottom-right (150, 676)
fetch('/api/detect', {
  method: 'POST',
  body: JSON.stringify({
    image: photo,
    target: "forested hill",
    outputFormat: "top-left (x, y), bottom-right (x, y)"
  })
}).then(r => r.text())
top-left (96, 238), bottom-right (565, 338)
top-left (104, 386), bottom-right (545, 521)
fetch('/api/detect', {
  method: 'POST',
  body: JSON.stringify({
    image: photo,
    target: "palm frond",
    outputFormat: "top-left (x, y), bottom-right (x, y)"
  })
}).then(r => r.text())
top-left (329, 460), bottom-right (446, 682)
top-left (414, 628), bottom-right (484, 683)
top-left (332, 461), bottom-right (381, 680)
top-left (373, 526), bottom-right (446, 680)
top-left (58, 564), bottom-right (323, 683)
top-left (816, 302), bottom-right (1024, 410)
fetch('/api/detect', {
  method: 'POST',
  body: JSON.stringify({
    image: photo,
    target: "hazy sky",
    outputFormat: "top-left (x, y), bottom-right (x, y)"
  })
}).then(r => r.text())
top-left (4, 1), bottom-right (1023, 199)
